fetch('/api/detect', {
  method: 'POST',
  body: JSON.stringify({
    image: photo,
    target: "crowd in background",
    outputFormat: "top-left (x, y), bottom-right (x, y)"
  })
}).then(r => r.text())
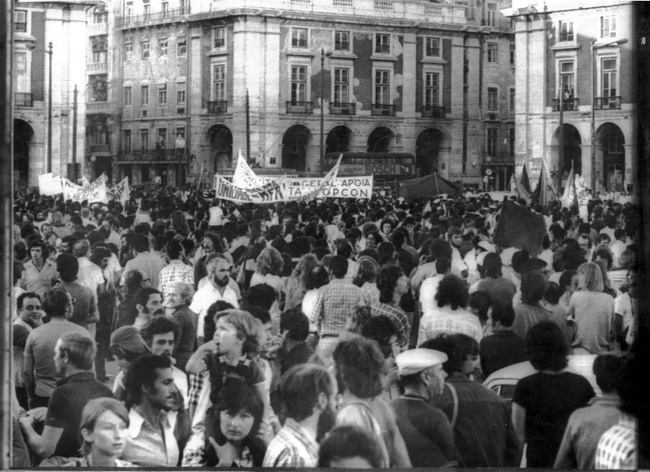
top-left (9, 184), bottom-right (645, 468)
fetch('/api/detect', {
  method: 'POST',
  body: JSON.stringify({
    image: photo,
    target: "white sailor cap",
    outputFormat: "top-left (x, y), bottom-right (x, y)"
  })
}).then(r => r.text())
top-left (396, 349), bottom-right (448, 376)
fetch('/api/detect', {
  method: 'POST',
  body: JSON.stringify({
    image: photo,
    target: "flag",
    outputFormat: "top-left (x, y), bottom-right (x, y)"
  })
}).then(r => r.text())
top-left (521, 160), bottom-right (532, 194)
top-left (494, 199), bottom-right (547, 255)
top-left (232, 150), bottom-right (267, 189)
top-left (513, 171), bottom-right (531, 203)
top-left (111, 177), bottom-right (131, 205)
top-left (574, 174), bottom-right (589, 221)
top-left (39, 173), bottom-right (63, 195)
top-left (561, 162), bottom-right (576, 209)
top-left (531, 159), bottom-right (558, 206)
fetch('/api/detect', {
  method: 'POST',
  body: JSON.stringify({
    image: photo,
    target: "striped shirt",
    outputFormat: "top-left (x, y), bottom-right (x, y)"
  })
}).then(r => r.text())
top-left (312, 279), bottom-right (363, 337)
top-left (263, 418), bottom-right (319, 467)
top-left (159, 259), bottom-right (194, 306)
top-left (370, 302), bottom-right (411, 348)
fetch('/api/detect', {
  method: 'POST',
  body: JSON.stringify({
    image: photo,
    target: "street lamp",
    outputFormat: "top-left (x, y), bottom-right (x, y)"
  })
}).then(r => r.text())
top-left (47, 42), bottom-right (53, 173)
top-left (590, 37), bottom-right (627, 194)
top-left (319, 49), bottom-right (332, 175)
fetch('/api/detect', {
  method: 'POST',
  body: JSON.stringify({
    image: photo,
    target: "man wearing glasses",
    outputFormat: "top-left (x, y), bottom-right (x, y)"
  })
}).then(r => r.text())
top-left (23, 287), bottom-right (92, 409)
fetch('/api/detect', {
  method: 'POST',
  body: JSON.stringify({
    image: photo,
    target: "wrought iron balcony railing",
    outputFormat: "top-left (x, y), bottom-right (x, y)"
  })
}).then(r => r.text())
top-left (371, 103), bottom-right (396, 116)
top-left (329, 102), bottom-right (356, 115)
top-left (286, 101), bottom-right (313, 114)
top-left (552, 98), bottom-right (580, 111)
top-left (594, 96), bottom-right (622, 110)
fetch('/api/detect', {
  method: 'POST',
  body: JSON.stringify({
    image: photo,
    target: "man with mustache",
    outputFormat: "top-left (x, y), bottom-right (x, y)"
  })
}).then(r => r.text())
top-left (132, 287), bottom-right (164, 332)
top-left (263, 363), bottom-right (338, 467)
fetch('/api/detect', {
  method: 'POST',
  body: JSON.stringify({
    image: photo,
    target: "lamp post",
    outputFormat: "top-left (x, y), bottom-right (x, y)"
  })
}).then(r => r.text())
top-left (320, 49), bottom-right (325, 175)
top-left (590, 38), bottom-right (627, 194)
top-left (47, 42), bottom-right (53, 173)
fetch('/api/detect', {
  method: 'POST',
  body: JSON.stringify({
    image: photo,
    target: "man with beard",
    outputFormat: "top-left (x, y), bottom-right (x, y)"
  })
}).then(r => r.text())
top-left (190, 254), bottom-right (239, 343)
top-left (263, 364), bottom-right (338, 467)
top-left (132, 287), bottom-right (164, 331)
top-left (391, 348), bottom-right (460, 467)
top-left (122, 354), bottom-right (181, 467)
top-left (18, 331), bottom-right (113, 464)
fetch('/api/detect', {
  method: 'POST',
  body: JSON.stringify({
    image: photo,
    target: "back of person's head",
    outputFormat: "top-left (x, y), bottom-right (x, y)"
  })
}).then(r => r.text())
top-left (435, 274), bottom-right (468, 309)
top-left (43, 287), bottom-right (71, 319)
top-left (377, 241), bottom-right (396, 265)
top-left (56, 253), bottom-right (79, 283)
top-left (511, 250), bottom-right (530, 274)
top-left (346, 305), bottom-right (372, 335)
top-left (318, 425), bottom-right (384, 468)
top-left (468, 290), bottom-right (491, 324)
top-left (559, 269), bottom-right (578, 292)
top-left (520, 270), bottom-right (547, 305)
top-left (391, 230), bottom-right (405, 249)
top-left (435, 256), bottom-right (451, 274)
top-left (376, 265), bottom-right (404, 304)
top-left (280, 308), bottom-right (310, 342)
top-left (134, 234), bottom-right (150, 253)
top-left (593, 353), bottom-right (626, 394)
top-left (333, 337), bottom-right (384, 399)
top-left (72, 239), bottom-right (90, 258)
top-left (58, 331), bottom-right (96, 370)
top-left (244, 283), bottom-right (276, 311)
top-left (336, 241), bottom-right (353, 259)
top-left (124, 354), bottom-right (172, 408)
top-left (142, 315), bottom-right (178, 346)
top-left (79, 398), bottom-right (130, 456)
top-left (306, 264), bottom-right (329, 290)
top-left (356, 258), bottom-right (378, 284)
top-left (361, 315), bottom-right (399, 359)
top-left (577, 261), bottom-right (604, 292)
top-left (281, 363), bottom-right (335, 421)
top-left (483, 252), bottom-right (502, 278)
top-left (544, 281), bottom-right (563, 305)
top-left (527, 321), bottom-right (569, 371)
top-left (420, 333), bottom-right (478, 374)
top-left (166, 239), bottom-right (184, 260)
top-left (123, 270), bottom-right (145, 295)
top-left (490, 303), bottom-right (516, 328)
top-left (329, 255), bottom-right (348, 279)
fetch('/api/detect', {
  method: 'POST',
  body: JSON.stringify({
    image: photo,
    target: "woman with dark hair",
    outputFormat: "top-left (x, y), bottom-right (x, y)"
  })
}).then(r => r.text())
top-left (512, 321), bottom-right (595, 468)
top-left (380, 218), bottom-right (394, 240)
top-left (512, 270), bottom-right (571, 342)
top-left (424, 333), bottom-right (521, 467)
top-left (377, 241), bottom-right (397, 267)
top-left (354, 256), bottom-right (381, 305)
top-left (418, 274), bottom-right (483, 346)
top-left (365, 230), bottom-right (383, 250)
top-left (182, 379), bottom-right (267, 467)
top-left (281, 253), bottom-right (319, 310)
top-left (369, 265), bottom-right (411, 349)
top-left (318, 425), bottom-right (385, 468)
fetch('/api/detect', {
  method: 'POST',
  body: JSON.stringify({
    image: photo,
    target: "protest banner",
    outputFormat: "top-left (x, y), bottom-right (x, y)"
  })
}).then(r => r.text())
top-left (38, 173), bottom-right (63, 196)
top-left (109, 177), bottom-right (131, 205)
top-left (574, 174), bottom-right (589, 221)
top-left (232, 150), bottom-right (269, 189)
top-left (62, 178), bottom-right (109, 204)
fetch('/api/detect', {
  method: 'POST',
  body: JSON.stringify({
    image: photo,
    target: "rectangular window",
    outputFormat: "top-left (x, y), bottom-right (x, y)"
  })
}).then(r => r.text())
top-left (158, 39), bottom-right (168, 57)
top-left (601, 58), bottom-right (617, 97)
top-left (93, 10), bottom-right (107, 23)
top-left (123, 130), bottom-right (132, 153)
top-left (213, 64), bottom-right (226, 100)
top-left (291, 28), bottom-right (308, 48)
top-left (487, 3), bottom-right (497, 26)
top-left (158, 84), bottom-right (167, 105)
top-left (14, 10), bottom-right (27, 32)
top-left (335, 31), bottom-right (350, 51)
top-left (509, 128), bottom-right (515, 157)
top-left (126, 1), bottom-right (133, 20)
top-left (509, 88), bottom-right (515, 113)
top-left (601, 16), bottom-right (616, 38)
top-left (213, 27), bottom-right (226, 49)
top-left (291, 65), bottom-right (307, 102)
top-left (425, 37), bottom-right (441, 57)
top-left (487, 128), bottom-right (498, 156)
top-left (559, 21), bottom-right (574, 42)
top-left (180, 0), bottom-right (187, 15)
top-left (92, 39), bottom-right (108, 63)
top-left (140, 130), bottom-right (149, 151)
top-left (157, 128), bottom-right (167, 147)
top-left (559, 60), bottom-right (575, 98)
top-left (487, 87), bottom-right (498, 111)
top-left (177, 38), bottom-right (187, 57)
top-left (424, 72), bottom-right (440, 107)
top-left (141, 40), bottom-right (150, 60)
top-left (143, 3), bottom-right (150, 21)
top-left (487, 42), bottom-right (498, 63)
top-left (176, 127), bottom-right (185, 139)
top-left (177, 84), bottom-right (186, 104)
top-left (510, 43), bottom-right (515, 66)
top-left (124, 86), bottom-right (132, 106)
top-left (161, 1), bottom-right (169, 18)
top-left (334, 67), bottom-right (350, 104)
top-left (375, 33), bottom-right (390, 54)
top-left (125, 41), bottom-right (133, 61)
top-left (141, 85), bottom-right (149, 106)
top-left (374, 69), bottom-right (390, 104)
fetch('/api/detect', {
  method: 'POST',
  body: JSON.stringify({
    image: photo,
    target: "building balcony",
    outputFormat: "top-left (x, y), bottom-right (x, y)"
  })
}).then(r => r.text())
top-left (371, 103), bottom-right (396, 116)
top-left (15, 92), bottom-right (33, 107)
top-left (594, 96), bottom-right (622, 110)
top-left (286, 101), bottom-right (313, 114)
top-left (115, 7), bottom-right (189, 29)
top-left (89, 144), bottom-right (111, 154)
top-left (88, 21), bottom-right (108, 36)
top-left (422, 105), bottom-right (446, 118)
top-left (191, 0), bottom-right (468, 25)
top-left (87, 102), bottom-right (110, 112)
top-left (330, 102), bottom-right (356, 115)
top-left (552, 98), bottom-right (580, 111)
top-left (207, 100), bottom-right (228, 114)
top-left (119, 149), bottom-right (186, 162)
top-left (87, 62), bottom-right (108, 73)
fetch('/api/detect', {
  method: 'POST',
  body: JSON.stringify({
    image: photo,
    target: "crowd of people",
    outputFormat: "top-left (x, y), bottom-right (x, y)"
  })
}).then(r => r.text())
top-left (9, 184), bottom-right (644, 468)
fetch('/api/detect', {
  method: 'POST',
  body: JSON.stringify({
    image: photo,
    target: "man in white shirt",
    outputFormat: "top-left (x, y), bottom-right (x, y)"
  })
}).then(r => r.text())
top-left (190, 254), bottom-right (239, 342)
top-left (420, 257), bottom-right (451, 314)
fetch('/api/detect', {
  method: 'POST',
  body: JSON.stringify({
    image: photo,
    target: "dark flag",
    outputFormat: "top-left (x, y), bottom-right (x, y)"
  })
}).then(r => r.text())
top-left (494, 199), bottom-right (547, 255)
top-left (521, 160), bottom-right (532, 194)
top-left (531, 159), bottom-right (559, 206)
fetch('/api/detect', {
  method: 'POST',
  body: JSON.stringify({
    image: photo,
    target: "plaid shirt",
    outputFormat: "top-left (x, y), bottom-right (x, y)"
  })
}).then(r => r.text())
top-left (370, 302), bottom-right (411, 348)
top-left (158, 259), bottom-right (194, 306)
top-left (187, 371), bottom-right (208, 414)
top-left (263, 418), bottom-right (319, 467)
top-left (312, 279), bottom-right (363, 337)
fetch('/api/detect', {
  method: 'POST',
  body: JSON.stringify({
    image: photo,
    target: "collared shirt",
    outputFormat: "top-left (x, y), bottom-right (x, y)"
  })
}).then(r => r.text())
top-left (263, 418), bottom-right (319, 467)
top-left (370, 302), bottom-right (411, 348)
top-left (189, 282), bottom-right (239, 339)
top-left (122, 251), bottom-right (166, 289)
top-left (76, 257), bottom-right (105, 302)
top-left (123, 407), bottom-right (179, 467)
top-left (312, 279), bottom-right (363, 337)
top-left (595, 414), bottom-right (637, 470)
top-left (418, 305), bottom-right (483, 346)
top-left (22, 259), bottom-right (58, 297)
top-left (159, 259), bottom-right (194, 306)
